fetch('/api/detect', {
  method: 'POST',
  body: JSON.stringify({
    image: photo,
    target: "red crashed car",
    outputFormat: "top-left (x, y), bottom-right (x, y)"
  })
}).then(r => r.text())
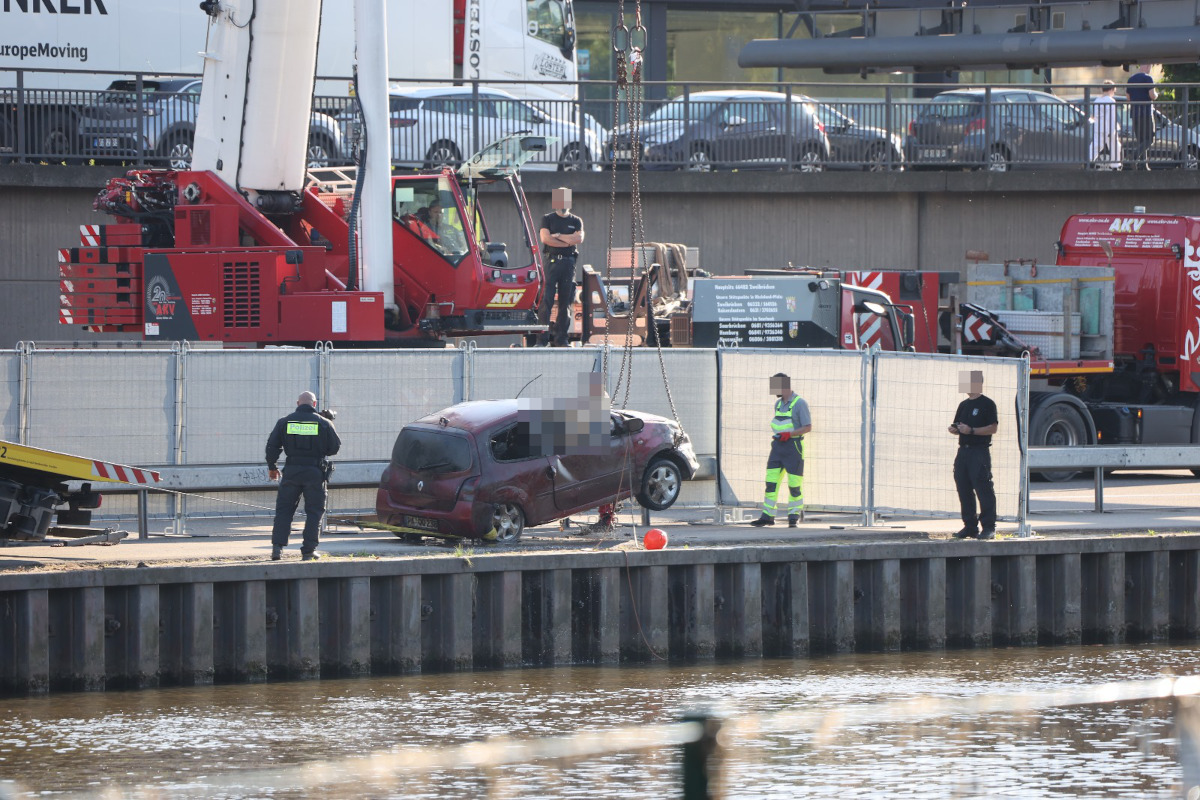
top-left (376, 399), bottom-right (699, 543)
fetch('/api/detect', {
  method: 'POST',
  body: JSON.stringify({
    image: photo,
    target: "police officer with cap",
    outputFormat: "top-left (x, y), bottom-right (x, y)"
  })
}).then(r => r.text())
top-left (266, 391), bottom-right (341, 560)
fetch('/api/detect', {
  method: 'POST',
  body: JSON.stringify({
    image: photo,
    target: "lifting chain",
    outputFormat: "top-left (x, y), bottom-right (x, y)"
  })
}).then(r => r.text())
top-left (603, 0), bottom-right (685, 445)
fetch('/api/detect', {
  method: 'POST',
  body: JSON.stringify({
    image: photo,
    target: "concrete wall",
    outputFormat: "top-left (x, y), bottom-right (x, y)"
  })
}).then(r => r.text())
top-left (4, 166), bottom-right (1200, 347)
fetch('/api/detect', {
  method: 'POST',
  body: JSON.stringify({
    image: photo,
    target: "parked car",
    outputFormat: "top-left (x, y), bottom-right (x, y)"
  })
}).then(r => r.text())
top-left (807, 100), bottom-right (904, 171)
top-left (904, 88), bottom-right (1090, 172)
top-left (336, 85), bottom-right (601, 171)
top-left (607, 90), bottom-right (831, 172)
top-left (1130, 107), bottom-right (1200, 169)
top-left (78, 77), bottom-right (344, 169)
top-left (376, 399), bottom-right (699, 542)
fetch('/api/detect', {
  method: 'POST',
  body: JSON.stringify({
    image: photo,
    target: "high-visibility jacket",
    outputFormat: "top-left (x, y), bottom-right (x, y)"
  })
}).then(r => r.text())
top-left (771, 395), bottom-right (802, 436)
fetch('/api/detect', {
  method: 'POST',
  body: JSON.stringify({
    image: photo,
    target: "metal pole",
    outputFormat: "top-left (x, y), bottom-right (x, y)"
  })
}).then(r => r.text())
top-left (137, 489), bottom-right (150, 540)
top-left (1017, 353), bottom-right (1032, 536)
top-left (861, 347), bottom-right (877, 527)
top-left (1094, 466), bottom-right (1104, 513)
top-left (681, 713), bottom-right (723, 800)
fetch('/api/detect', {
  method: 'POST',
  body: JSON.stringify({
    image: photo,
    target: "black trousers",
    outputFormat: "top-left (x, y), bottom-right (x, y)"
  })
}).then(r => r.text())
top-left (271, 465), bottom-right (326, 553)
top-left (539, 258), bottom-right (576, 345)
top-left (953, 446), bottom-right (996, 532)
top-left (1131, 113), bottom-right (1155, 165)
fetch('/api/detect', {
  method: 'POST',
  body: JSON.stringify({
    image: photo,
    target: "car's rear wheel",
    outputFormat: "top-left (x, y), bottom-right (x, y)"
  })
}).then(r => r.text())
top-left (686, 145), bottom-right (712, 172)
top-left (864, 142), bottom-right (892, 172)
top-left (489, 502), bottom-right (525, 543)
top-left (1180, 145), bottom-right (1199, 170)
top-left (986, 145), bottom-right (1010, 173)
top-left (637, 456), bottom-right (683, 511)
top-left (795, 146), bottom-right (825, 173)
top-left (424, 140), bottom-right (461, 169)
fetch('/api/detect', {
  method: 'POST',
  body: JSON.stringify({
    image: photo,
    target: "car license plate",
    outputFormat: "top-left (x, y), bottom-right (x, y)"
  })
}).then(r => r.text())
top-left (611, 149), bottom-right (634, 160)
top-left (93, 137), bottom-right (121, 148)
top-left (403, 514), bottom-right (439, 531)
top-left (920, 148), bottom-right (949, 159)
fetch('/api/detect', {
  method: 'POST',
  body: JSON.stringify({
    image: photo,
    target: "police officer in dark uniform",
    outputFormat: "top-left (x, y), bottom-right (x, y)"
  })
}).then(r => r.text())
top-left (949, 370), bottom-right (999, 540)
top-left (538, 186), bottom-right (584, 347)
top-left (266, 391), bottom-right (342, 560)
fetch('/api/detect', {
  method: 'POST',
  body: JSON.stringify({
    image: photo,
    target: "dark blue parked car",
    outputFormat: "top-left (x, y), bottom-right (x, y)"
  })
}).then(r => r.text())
top-left (607, 90), bottom-right (830, 172)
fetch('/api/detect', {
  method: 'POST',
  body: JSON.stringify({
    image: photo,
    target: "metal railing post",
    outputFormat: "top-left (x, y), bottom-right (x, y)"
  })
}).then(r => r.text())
top-left (174, 341), bottom-right (191, 536)
top-left (135, 73), bottom-right (146, 165)
top-left (784, 85), bottom-right (794, 172)
top-left (1017, 353), bottom-right (1033, 537)
top-left (682, 85), bottom-right (691, 171)
top-left (14, 70), bottom-right (27, 162)
top-left (861, 347), bottom-right (877, 527)
top-left (137, 489), bottom-right (150, 541)
top-left (471, 80), bottom-right (480, 157)
top-left (17, 340), bottom-right (31, 445)
top-left (983, 85), bottom-right (992, 170)
top-left (885, 85), bottom-right (894, 168)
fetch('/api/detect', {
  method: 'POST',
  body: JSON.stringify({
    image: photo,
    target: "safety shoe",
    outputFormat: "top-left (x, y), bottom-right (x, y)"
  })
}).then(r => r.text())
top-left (270, 546), bottom-right (282, 561)
top-left (301, 551), bottom-right (320, 561)
top-left (952, 528), bottom-right (978, 539)
top-left (749, 514), bottom-right (775, 527)
top-left (978, 529), bottom-right (996, 540)
top-left (788, 514), bottom-right (800, 528)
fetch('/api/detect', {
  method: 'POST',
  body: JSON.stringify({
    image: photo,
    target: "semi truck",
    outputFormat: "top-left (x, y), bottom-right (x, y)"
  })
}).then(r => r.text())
top-left (2, 0), bottom-right (577, 158)
top-left (56, 0), bottom-right (549, 345)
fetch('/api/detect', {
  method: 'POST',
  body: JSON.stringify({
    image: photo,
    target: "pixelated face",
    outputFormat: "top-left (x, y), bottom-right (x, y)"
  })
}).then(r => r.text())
top-left (516, 394), bottom-right (610, 457)
top-left (770, 375), bottom-right (789, 396)
top-left (959, 370), bottom-right (984, 394)
top-left (552, 187), bottom-right (572, 213)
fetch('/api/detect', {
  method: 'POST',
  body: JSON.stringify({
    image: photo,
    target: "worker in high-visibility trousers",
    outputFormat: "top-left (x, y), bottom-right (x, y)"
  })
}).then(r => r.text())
top-left (750, 373), bottom-right (812, 528)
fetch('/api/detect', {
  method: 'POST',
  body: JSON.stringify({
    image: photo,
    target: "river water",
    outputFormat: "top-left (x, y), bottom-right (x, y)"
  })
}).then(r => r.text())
top-left (1, 643), bottom-right (1198, 799)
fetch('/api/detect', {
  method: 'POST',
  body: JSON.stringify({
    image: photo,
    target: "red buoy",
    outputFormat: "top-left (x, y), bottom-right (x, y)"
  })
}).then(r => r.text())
top-left (643, 528), bottom-right (668, 550)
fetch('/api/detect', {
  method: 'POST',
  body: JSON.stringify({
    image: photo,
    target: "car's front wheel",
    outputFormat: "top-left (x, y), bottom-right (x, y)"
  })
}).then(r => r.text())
top-left (558, 142), bottom-right (590, 171)
top-left (163, 131), bottom-right (194, 170)
top-left (686, 145), bottom-right (713, 172)
top-left (637, 456), bottom-right (683, 511)
top-left (306, 135), bottom-right (337, 168)
top-left (864, 142), bottom-right (894, 172)
top-left (489, 502), bottom-right (525, 543)
top-left (424, 140), bottom-right (462, 169)
top-left (985, 145), bottom-right (1010, 173)
top-left (1180, 145), bottom-right (1199, 170)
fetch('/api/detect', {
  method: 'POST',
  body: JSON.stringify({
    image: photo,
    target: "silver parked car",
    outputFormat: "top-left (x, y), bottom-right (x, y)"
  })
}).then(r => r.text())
top-left (336, 85), bottom-right (601, 172)
top-left (79, 77), bottom-right (344, 169)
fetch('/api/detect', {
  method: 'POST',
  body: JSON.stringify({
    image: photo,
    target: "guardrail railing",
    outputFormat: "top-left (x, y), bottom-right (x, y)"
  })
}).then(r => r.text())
top-left (1028, 444), bottom-right (1200, 512)
top-left (4, 69), bottom-right (1199, 172)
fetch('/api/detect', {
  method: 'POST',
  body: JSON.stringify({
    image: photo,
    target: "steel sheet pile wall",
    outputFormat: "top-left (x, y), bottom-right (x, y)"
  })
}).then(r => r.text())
top-left (719, 350), bottom-right (867, 512)
top-left (0, 350), bottom-right (18, 440)
top-left (872, 354), bottom-right (1024, 521)
top-left (3, 535), bottom-right (1197, 695)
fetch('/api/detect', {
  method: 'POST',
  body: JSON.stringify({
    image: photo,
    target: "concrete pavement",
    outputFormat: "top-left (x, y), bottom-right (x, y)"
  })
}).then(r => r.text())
top-left (2, 469), bottom-right (1198, 570)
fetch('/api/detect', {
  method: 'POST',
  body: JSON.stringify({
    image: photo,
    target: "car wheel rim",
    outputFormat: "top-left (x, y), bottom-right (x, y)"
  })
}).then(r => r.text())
top-left (307, 145), bottom-right (330, 168)
top-left (866, 145), bottom-right (889, 171)
top-left (646, 464), bottom-right (679, 506)
top-left (688, 151), bottom-right (711, 171)
top-left (492, 503), bottom-right (522, 542)
top-left (799, 151), bottom-right (824, 173)
top-left (169, 142), bottom-right (192, 169)
top-left (429, 145), bottom-right (458, 166)
top-left (560, 145), bottom-right (585, 171)
top-left (988, 152), bottom-right (1008, 172)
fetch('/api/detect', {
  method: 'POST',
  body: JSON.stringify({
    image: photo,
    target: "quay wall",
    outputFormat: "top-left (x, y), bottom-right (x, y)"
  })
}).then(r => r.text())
top-left (3, 534), bottom-right (1199, 694)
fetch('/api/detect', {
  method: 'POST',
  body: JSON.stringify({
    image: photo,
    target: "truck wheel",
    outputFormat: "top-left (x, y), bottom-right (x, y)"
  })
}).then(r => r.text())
top-left (637, 456), bottom-right (683, 511)
top-left (1031, 404), bottom-right (1088, 481)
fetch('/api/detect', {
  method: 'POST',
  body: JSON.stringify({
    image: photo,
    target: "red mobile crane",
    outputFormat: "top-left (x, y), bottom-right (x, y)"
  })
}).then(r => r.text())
top-left (57, 0), bottom-right (546, 346)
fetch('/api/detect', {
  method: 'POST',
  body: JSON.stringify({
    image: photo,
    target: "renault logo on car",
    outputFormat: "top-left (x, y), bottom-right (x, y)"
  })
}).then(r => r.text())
top-left (417, 480), bottom-right (424, 492)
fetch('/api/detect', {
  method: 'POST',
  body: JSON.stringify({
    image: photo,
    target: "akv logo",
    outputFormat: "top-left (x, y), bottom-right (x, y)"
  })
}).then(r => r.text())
top-left (1107, 218), bottom-right (1147, 234)
top-left (487, 289), bottom-right (527, 308)
top-left (146, 276), bottom-right (177, 319)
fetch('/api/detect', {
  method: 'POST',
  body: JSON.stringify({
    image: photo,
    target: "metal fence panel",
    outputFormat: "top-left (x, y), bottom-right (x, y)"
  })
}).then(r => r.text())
top-left (871, 352), bottom-right (1025, 522)
top-left (183, 350), bottom-right (320, 464)
top-left (605, 348), bottom-right (718, 458)
top-left (470, 348), bottom-right (601, 402)
top-left (718, 349), bottom-right (866, 513)
top-left (0, 350), bottom-right (19, 441)
top-left (326, 350), bottom-right (463, 461)
top-left (25, 350), bottom-right (175, 464)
